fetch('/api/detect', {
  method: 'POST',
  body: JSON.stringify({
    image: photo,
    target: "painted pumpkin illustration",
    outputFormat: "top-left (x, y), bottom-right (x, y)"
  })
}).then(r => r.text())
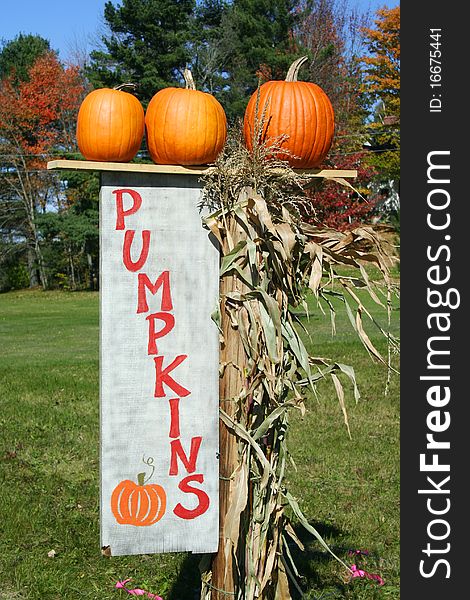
top-left (243, 56), bottom-right (335, 168)
top-left (111, 472), bottom-right (166, 526)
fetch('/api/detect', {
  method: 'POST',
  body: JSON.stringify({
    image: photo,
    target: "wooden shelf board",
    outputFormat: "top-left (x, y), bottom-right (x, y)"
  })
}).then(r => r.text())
top-left (47, 159), bottom-right (357, 178)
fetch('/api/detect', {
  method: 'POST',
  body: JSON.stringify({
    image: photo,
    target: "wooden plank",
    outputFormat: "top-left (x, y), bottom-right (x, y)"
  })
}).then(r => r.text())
top-left (47, 159), bottom-right (357, 178)
top-left (47, 159), bottom-right (210, 175)
top-left (269, 167), bottom-right (357, 178)
top-left (99, 172), bottom-right (220, 556)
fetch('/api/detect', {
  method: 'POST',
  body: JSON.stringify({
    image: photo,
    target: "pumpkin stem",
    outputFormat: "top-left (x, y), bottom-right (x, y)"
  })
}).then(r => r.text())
top-left (141, 455), bottom-right (155, 483)
top-left (114, 82), bottom-right (138, 92)
top-left (137, 472), bottom-right (146, 486)
top-left (285, 56), bottom-right (309, 82)
top-left (183, 68), bottom-right (196, 91)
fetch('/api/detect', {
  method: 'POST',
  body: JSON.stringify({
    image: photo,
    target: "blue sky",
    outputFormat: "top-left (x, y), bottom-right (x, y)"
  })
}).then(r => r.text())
top-left (1, 0), bottom-right (399, 63)
top-left (1, 0), bottom-right (105, 61)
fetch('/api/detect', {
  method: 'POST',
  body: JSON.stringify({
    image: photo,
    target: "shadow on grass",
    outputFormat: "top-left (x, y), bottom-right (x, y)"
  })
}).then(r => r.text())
top-left (166, 552), bottom-right (203, 600)
top-left (287, 520), bottom-right (351, 600)
top-left (165, 520), bottom-right (352, 600)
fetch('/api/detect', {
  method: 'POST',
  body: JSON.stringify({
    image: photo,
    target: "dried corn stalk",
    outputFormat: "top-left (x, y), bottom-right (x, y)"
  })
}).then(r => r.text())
top-left (199, 130), bottom-right (399, 600)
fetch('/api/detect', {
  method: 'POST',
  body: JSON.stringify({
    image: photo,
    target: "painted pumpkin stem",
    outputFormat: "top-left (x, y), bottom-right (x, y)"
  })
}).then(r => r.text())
top-left (285, 56), bottom-right (309, 82)
top-left (113, 82), bottom-right (138, 92)
top-left (142, 455), bottom-right (155, 483)
top-left (183, 68), bottom-right (196, 91)
top-left (137, 472), bottom-right (146, 486)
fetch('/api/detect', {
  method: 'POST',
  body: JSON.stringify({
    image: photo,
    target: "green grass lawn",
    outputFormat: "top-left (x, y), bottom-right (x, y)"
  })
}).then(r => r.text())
top-left (287, 287), bottom-right (400, 599)
top-left (0, 287), bottom-right (399, 599)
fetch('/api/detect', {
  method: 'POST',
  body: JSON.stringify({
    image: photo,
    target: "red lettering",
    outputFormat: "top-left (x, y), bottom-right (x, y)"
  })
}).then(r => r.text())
top-left (169, 437), bottom-right (202, 475)
top-left (137, 272), bottom-right (173, 314)
top-left (173, 474), bottom-right (210, 519)
top-left (146, 312), bottom-right (175, 354)
top-left (169, 398), bottom-right (180, 438)
top-left (154, 355), bottom-right (190, 398)
top-left (122, 230), bottom-right (151, 272)
top-left (113, 188), bottom-right (142, 230)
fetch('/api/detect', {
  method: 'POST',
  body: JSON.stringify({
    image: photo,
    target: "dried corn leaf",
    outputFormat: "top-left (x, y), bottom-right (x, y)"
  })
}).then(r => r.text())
top-left (331, 372), bottom-right (352, 439)
top-left (258, 301), bottom-right (279, 363)
top-left (223, 459), bottom-right (249, 573)
top-left (284, 522), bottom-right (304, 551)
top-left (252, 402), bottom-right (295, 441)
top-left (275, 222), bottom-right (297, 259)
top-left (220, 409), bottom-right (272, 489)
top-left (220, 240), bottom-right (247, 276)
top-left (275, 557), bottom-right (292, 600)
top-left (355, 306), bottom-right (386, 364)
top-left (284, 491), bottom-right (350, 572)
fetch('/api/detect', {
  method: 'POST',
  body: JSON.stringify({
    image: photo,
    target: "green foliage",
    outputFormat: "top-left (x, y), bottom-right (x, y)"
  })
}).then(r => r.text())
top-left (366, 133), bottom-right (400, 183)
top-left (0, 33), bottom-right (52, 84)
top-left (222, 0), bottom-right (300, 76)
top-left (0, 249), bottom-right (30, 291)
top-left (35, 209), bottom-right (98, 288)
top-left (189, 0), bottom-right (228, 95)
top-left (87, 0), bottom-right (196, 104)
top-left (203, 0), bottom-right (306, 120)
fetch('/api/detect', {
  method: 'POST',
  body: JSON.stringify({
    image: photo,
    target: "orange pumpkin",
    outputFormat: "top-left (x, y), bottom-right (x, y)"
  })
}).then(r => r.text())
top-left (76, 84), bottom-right (144, 162)
top-left (243, 56), bottom-right (335, 168)
top-left (111, 473), bottom-right (166, 526)
top-left (145, 69), bottom-right (227, 165)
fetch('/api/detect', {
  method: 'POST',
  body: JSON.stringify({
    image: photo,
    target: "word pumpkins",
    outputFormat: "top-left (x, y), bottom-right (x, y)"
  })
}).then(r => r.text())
top-left (243, 56), bottom-right (335, 169)
top-left (76, 84), bottom-right (144, 162)
top-left (145, 69), bottom-right (227, 165)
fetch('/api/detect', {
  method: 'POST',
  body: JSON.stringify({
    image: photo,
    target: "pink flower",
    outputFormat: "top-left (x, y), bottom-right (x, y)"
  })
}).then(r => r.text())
top-left (115, 579), bottom-right (163, 599)
top-left (350, 564), bottom-right (385, 586)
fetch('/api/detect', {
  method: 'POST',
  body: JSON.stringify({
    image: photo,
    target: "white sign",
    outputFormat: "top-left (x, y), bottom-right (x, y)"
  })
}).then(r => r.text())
top-left (99, 172), bottom-right (219, 556)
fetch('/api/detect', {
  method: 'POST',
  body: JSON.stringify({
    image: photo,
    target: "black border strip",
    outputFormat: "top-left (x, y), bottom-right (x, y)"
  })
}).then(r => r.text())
top-left (401, 2), bottom-right (467, 597)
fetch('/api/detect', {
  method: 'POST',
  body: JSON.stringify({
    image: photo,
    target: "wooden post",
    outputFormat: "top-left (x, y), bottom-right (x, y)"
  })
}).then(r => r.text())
top-left (211, 213), bottom-right (249, 599)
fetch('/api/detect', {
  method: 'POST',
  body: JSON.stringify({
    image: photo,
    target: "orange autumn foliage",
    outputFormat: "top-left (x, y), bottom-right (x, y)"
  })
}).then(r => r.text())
top-left (361, 6), bottom-right (400, 115)
top-left (0, 51), bottom-right (85, 167)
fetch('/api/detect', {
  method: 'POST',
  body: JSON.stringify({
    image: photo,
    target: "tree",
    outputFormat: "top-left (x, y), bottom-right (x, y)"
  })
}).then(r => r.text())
top-left (0, 51), bottom-right (86, 288)
top-left (53, 168), bottom-right (100, 290)
top-left (189, 0), bottom-right (230, 95)
top-left (360, 6), bottom-right (400, 184)
top-left (293, 0), bottom-right (378, 228)
top-left (215, 0), bottom-right (306, 120)
top-left (36, 206), bottom-right (99, 290)
top-left (87, 0), bottom-right (196, 105)
top-left (296, 0), bottom-right (370, 131)
top-left (0, 34), bottom-right (52, 84)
